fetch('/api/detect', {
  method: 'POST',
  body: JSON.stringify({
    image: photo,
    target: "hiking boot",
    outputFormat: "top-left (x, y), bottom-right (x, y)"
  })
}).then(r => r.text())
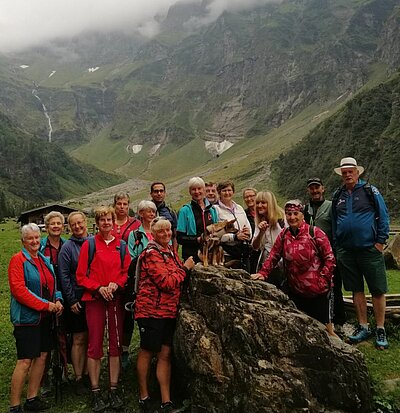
top-left (159, 401), bottom-right (184, 413)
top-left (138, 397), bottom-right (152, 413)
top-left (375, 328), bottom-right (389, 349)
top-left (9, 405), bottom-right (23, 413)
top-left (109, 389), bottom-right (123, 410)
top-left (92, 391), bottom-right (107, 413)
top-left (74, 378), bottom-right (90, 396)
top-left (23, 396), bottom-right (50, 411)
top-left (348, 325), bottom-right (371, 343)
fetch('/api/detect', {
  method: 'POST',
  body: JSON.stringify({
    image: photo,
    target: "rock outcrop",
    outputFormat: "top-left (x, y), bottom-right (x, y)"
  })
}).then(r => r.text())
top-left (173, 265), bottom-right (371, 413)
top-left (384, 233), bottom-right (400, 269)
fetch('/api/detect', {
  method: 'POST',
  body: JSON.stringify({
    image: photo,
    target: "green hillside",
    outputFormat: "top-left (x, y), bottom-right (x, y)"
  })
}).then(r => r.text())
top-left (0, 112), bottom-right (121, 213)
top-left (273, 72), bottom-right (400, 215)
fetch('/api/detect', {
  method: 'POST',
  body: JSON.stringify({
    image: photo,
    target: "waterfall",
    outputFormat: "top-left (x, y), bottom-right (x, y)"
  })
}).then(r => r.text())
top-left (32, 89), bottom-right (53, 143)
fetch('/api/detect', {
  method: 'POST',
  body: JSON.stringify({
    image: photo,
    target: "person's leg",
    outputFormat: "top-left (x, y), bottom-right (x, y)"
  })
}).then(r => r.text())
top-left (87, 358), bottom-right (101, 389)
top-left (137, 349), bottom-right (153, 400)
top-left (10, 359), bottom-right (32, 406)
top-left (372, 294), bottom-right (386, 327)
top-left (332, 266), bottom-right (346, 326)
top-left (26, 352), bottom-right (48, 399)
top-left (353, 291), bottom-right (368, 325)
top-left (157, 345), bottom-right (172, 404)
top-left (72, 331), bottom-right (88, 379)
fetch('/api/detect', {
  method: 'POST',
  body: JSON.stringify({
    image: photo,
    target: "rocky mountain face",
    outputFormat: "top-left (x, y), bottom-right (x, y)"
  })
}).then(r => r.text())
top-left (1, 0), bottom-right (400, 171)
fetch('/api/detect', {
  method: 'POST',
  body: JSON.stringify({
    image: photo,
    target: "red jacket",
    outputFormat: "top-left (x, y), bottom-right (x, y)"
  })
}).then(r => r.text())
top-left (135, 241), bottom-right (187, 319)
top-left (112, 217), bottom-right (141, 243)
top-left (259, 221), bottom-right (335, 297)
top-left (76, 234), bottom-right (130, 301)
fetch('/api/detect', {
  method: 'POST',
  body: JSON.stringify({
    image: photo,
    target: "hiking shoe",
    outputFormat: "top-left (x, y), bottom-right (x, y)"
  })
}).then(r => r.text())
top-left (23, 396), bottom-right (50, 411)
top-left (138, 397), bottom-right (152, 413)
top-left (375, 328), bottom-right (389, 349)
top-left (92, 391), bottom-right (107, 413)
top-left (159, 401), bottom-right (183, 413)
top-left (9, 405), bottom-right (23, 413)
top-left (109, 389), bottom-right (123, 410)
top-left (74, 378), bottom-right (90, 396)
top-left (348, 325), bottom-right (371, 343)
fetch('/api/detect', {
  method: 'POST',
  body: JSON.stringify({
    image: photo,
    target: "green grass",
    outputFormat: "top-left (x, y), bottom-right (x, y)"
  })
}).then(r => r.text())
top-left (1, 220), bottom-right (400, 411)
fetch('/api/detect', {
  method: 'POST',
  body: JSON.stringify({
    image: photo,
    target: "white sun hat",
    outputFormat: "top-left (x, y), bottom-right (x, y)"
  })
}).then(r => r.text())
top-left (334, 157), bottom-right (365, 175)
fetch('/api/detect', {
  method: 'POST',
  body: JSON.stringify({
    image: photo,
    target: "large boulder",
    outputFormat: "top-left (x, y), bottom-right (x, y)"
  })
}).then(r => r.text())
top-left (173, 265), bottom-right (372, 413)
top-left (384, 233), bottom-right (400, 269)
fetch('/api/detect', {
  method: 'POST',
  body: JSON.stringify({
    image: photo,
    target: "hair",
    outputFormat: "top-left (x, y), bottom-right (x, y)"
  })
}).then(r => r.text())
top-left (67, 211), bottom-right (87, 225)
top-left (150, 216), bottom-right (171, 234)
top-left (21, 223), bottom-right (40, 241)
top-left (150, 182), bottom-right (166, 192)
top-left (188, 176), bottom-right (205, 189)
top-left (255, 191), bottom-right (285, 228)
top-left (217, 180), bottom-right (235, 194)
top-left (205, 181), bottom-right (217, 188)
top-left (242, 187), bottom-right (257, 198)
top-left (94, 206), bottom-right (116, 224)
top-left (113, 192), bottom-right (130, 206)
top-left (44, 211), bottom-right (65, 227)
top-left (137, 200), bottom-right (157, 214)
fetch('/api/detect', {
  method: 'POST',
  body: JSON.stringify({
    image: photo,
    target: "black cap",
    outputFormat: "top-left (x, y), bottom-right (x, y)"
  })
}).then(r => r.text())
top-left (307, 177), bottom-right (323, 187)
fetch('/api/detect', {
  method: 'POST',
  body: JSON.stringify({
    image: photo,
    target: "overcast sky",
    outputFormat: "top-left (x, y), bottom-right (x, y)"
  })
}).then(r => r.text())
top-left (0, 0), bottom-right (281, 53)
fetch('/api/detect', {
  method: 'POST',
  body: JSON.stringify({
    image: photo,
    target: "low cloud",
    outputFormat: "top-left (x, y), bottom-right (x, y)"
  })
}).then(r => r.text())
top-left (0, 0), bottom-right (282, 53)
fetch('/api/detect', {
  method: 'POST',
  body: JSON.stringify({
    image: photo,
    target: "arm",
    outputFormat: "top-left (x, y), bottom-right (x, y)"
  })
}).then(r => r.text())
top-left (252, 232), bottom-right (284, 279)
top-left (8, 254), bottom-right (51, 312)
top-left (57, 243), bottom-right (77, 306)
top-left (314, 227), bottom-right (336, 282)
top-left (128, 231), bottom-right (137, 258)
top-left (76, 240), bottom-right (102, 292)
top-left (117, 244), bottom-right (131, 289)
top-left (145, 250), bottom-right (186, 292)
top-left (374, 188), bottom-right (390, 245)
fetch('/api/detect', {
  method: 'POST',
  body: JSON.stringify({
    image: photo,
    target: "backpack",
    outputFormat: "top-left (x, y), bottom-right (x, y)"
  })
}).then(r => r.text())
top-left (121, 217), bottom-right (140, 243)
top-left (86, 237), bottom-right (127, 277)
top-left (124, 230), bottom-right (145, 304)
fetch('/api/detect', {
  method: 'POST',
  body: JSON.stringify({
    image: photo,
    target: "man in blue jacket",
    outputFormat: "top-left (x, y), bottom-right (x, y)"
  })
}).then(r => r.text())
top-left (332, 157), bottom-right (390, 349)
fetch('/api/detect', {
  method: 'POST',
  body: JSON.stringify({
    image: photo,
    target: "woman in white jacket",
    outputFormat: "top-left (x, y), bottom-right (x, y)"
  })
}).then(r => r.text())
top-left (251, 191), bottom-right (286, 271)
top-left (214, 181), bottom-right (252, 270)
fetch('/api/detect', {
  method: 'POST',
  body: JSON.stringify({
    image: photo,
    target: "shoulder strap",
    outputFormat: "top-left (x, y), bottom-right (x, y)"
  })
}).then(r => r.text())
top-left (86, 237), bottom-right (96, 277)
top-left (363, 182), bottom-right (380, 220)
top-left (278, 218), bottom-right (285, 229)
top-left (121, 218), bottom-right (139, 241)
top-left (119, 239), bottom-right (127, 268)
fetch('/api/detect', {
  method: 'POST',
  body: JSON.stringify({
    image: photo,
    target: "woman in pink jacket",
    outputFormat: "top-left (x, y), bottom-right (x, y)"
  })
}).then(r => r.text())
top-left (76, 206), bottom-right (131, 412)
top-left (251, 200), bottom-right (336, 336)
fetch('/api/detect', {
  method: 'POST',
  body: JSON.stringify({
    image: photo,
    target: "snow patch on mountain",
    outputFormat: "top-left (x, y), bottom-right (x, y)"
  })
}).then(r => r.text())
top-left (88, 67), bottom-right (99, 73)
top-left (149, 144), bottom-right (161, 155)
top-left (126, 144), bottom-right (143, 154)
top-left (48, 70), bottom-right (56, 78)
top-left (204, 140), bottom-right (233, 156)
top-left (20, 65), bottom-right (29, 69)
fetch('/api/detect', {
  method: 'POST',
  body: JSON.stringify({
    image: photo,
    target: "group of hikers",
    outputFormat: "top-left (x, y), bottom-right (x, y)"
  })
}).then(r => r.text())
top-left (7, 156), bottom-right (390, 413)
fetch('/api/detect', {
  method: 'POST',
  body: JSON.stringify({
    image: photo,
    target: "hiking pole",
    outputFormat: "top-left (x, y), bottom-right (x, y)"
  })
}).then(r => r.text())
top-left (52, 314), bottom-right (64, 403)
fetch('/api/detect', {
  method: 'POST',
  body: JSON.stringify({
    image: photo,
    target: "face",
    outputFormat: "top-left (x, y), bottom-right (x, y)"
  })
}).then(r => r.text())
top-left (98, 213), bottom-right (114, 235)
top-left (190, 185), bottom-right (205, 202)
top-left (307, 184), bottom-right (325, 202)
top-left (69, 214), bottom-right (87, 238)
top-left (205, 185), bottom-right (218, 203)
top-left (23, 230), bottom-right (41, 256)
top-left (341, 167), bottom-right (359, 188)
top-left (219, 186), bottom-right (234, 203)
top-left (140, 208), bottom-right (156, 224)
top-left (243, 190), bottom-right (257, 208)
top-left (256, 200), bottom-right (268, 216)
top-left (47, 217), bottom-right (63, 237)
top-left (114, 198), bottom-right (129, 218)
top-left (285, 210), bottom-right (304, 229)
top-left (151, 184), bottom-right (166, 203)
top-left (153, 225), bottom-right (172, 247)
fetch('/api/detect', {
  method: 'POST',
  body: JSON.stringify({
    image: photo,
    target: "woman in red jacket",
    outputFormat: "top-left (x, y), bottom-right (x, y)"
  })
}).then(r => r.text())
top-left (251, 200), bottom-right (336, 336)
top-left (136, 217), bottom-right (194, 413)
top-left (76, 206), bottom-right (131, 412)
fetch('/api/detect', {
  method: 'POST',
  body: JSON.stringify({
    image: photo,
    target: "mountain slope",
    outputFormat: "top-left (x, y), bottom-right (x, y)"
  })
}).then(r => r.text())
top-left (273, 72), bottom-right (400, 213)
top-left (0, 112), bottom-right (120, 210)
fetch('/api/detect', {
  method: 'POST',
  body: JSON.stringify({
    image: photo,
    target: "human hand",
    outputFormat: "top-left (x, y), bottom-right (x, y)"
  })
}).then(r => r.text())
top-left (237, 229), bottom-right (250, 241)
top-left (250, 273), bottom-right (264, 280)
top-left (108, 282), bottom-right (119, 293)
top-left (258, 221), bottom-right (269, 232)
top-left (184, 256), bottom-right (195, 270)
top-left (99, 286), bottom-right (113, 301)
top-left (374, 243), bottom-right (384, 253)
top-left (48, 302), bottom-right (57, 313)
top-left (71, 302), bottom-right (82, 315)
top-left (55, 300), bottom-right (63, 316)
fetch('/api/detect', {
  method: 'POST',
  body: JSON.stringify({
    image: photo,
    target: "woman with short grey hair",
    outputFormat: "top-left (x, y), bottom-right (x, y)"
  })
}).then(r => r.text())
top-left (8, 224), bottom-right (63, 413)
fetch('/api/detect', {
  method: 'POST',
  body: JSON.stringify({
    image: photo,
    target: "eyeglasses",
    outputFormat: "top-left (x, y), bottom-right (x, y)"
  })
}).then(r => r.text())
top-left (152, 189), bottom-right (164, 193)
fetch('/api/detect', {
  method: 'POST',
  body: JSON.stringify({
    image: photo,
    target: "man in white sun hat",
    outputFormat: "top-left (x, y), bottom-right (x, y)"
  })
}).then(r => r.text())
top-left (331, 157), bottom-right (390, 349)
